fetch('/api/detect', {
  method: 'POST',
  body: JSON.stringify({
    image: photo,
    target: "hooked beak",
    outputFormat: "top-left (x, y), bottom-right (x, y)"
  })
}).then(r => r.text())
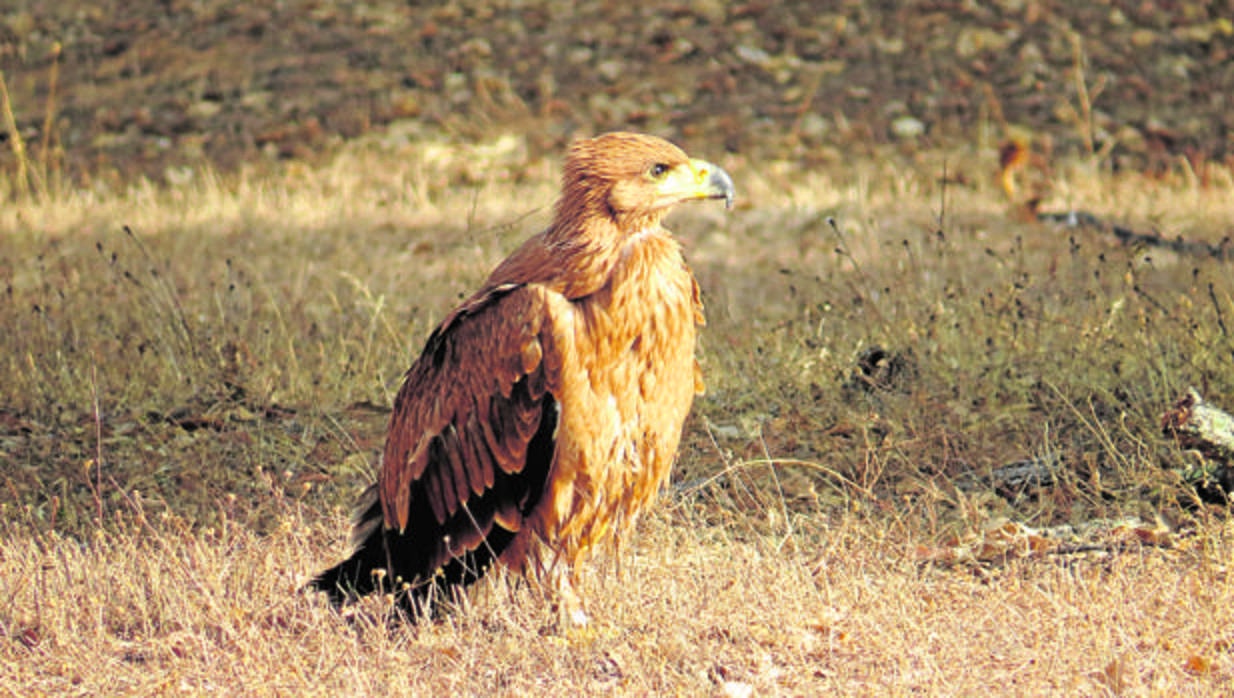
top-left (663, 158), bottom-right (736, 210)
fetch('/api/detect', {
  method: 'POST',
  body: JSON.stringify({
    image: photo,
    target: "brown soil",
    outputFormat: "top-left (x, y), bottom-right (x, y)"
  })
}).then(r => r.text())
top-left (2, 1), bottom-right (1231, 184)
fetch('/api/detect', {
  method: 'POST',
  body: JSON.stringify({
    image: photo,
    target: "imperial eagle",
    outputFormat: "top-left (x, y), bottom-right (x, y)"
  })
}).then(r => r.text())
top-left (311, 132), bottom-right (734, 623)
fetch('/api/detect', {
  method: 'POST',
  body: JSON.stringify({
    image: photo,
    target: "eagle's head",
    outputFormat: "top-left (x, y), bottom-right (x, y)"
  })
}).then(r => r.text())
top-left (559, 132), bottom-right (735, 233)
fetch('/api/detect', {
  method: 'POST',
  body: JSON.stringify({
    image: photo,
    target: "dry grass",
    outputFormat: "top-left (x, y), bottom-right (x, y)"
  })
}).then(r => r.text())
top-left (2, 137), bottom-right (1234, 694)
top-left (2, 507), bottom-right (1232, 695)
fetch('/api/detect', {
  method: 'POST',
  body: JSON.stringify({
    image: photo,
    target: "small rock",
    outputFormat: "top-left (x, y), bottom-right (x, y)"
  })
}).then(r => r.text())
top-left (735, 44), bottom-right (772, 68)
top-left (954, 27), bottom-right (1012, 58)
top-left (691, 0), bottom-right (727, 24)
top-left (798, 112), bottom-right (828, 139)
top-left (188, 101), bottom-right (222, 119)
top-left (891, 116), bottom-right (926, 139)
top-left (596, 60), bottom-right (623, 83)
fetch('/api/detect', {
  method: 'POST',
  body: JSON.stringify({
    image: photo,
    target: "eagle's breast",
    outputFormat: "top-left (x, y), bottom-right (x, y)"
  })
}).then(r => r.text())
top-left (532, 229), bottom-right (702, 560)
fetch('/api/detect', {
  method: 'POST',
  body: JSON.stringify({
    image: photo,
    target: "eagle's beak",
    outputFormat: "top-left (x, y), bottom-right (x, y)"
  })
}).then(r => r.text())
top-left (666, 159), bottom-right (736, 210)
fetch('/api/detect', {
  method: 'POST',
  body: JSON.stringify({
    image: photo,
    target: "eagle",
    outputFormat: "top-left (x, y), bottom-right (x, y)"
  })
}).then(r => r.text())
top-left (310, 132), bottom-right (734, 623)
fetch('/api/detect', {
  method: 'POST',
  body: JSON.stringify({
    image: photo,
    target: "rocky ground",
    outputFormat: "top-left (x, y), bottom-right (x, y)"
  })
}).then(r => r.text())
top-left (1, 0), bottom-right (1231, 185)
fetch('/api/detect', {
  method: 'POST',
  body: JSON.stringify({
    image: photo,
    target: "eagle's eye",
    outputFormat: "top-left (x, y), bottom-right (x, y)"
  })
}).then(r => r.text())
top-left (648, 163), bottom-right (670, 178)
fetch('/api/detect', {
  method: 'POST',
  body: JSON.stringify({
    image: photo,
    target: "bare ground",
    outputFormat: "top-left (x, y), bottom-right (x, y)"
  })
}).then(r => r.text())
top-left (2, 1), bottom-right (1231, 184)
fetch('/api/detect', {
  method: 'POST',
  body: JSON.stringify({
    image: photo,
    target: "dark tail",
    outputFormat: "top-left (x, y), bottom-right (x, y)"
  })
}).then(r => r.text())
top-left (308, 484), bottom-right (390, 607)
top-left (308, 487), bottom-right (518, 618)
top-left (307, 483), bottom-right (502, 616)
top-left (308, 387), bottom-right (557, 614)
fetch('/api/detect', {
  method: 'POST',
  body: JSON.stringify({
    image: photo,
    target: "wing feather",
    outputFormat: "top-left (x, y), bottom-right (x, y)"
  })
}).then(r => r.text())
top-left (425, 465), bottom-right (448, 524)
top-left (434, 438), bottom-right (460, 519)
top-left (447, 435), bottom-right (472, 511)
top-left (462, 412), bottom-right (497, 486)
top-left (464, 423), bottom-right (496, 492)
top-left (438, 424), bottom-right (478, 497)
top-left (376, 284), bottom-right (567, 589)
top-left (481, 397), bottom-right (520, 470)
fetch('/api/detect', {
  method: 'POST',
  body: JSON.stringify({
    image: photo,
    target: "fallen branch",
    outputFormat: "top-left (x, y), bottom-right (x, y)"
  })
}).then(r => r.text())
top-left (1162, 388), bottom-right (1234, 463)
top-left (1162, 388), bottom-right (1234, 503)
top-left (954, 455), bottom-right (1060, 499)
top-left (987, 455), bottom-right (1059, 499)
top-left (966, 389), bottom-right (1234, 505)
top-left (1038, 210), bottom-right (1234, 261)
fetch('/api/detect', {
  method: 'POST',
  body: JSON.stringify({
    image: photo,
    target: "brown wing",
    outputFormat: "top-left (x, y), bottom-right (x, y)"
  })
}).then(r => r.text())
top-left (375, 283), bottom-right (565, 591)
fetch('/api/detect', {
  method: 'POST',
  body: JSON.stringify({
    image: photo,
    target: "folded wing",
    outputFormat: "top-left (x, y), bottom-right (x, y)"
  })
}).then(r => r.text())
top-left (313, 284), bottom-right (567, 601)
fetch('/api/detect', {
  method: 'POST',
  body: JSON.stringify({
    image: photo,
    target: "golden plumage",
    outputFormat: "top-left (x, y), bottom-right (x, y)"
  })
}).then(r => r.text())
top-left (311, 132), bottom-right (734, 622)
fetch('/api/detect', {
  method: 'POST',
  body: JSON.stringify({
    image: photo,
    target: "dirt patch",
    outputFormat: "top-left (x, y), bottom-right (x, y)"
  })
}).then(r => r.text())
top-left (2, 1), bottom-right (1230, 183)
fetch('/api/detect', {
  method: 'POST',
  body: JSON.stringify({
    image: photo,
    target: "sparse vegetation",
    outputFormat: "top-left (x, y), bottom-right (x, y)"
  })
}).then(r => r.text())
top-left (3, 1), bottom-right (1234, 693)
top-left (2, 142), bottom-right (1233, 693)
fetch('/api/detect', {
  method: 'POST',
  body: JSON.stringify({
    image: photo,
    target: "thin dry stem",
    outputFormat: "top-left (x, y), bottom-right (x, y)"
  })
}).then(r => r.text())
top-left (0, 69), bottom-right (30, 199)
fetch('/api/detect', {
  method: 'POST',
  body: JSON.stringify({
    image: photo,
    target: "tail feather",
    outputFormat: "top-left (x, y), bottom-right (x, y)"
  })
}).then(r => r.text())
top-left (307, 482), bottom-right (510, 615)
top-left (307, 389), bottom-right (557, 617)
top-left (308, 485), bottom-right (388, 606)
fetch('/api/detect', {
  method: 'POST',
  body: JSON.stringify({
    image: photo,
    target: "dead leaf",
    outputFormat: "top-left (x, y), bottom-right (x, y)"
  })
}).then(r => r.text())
top-left (1185, 654), bottom-right (1213, 675)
